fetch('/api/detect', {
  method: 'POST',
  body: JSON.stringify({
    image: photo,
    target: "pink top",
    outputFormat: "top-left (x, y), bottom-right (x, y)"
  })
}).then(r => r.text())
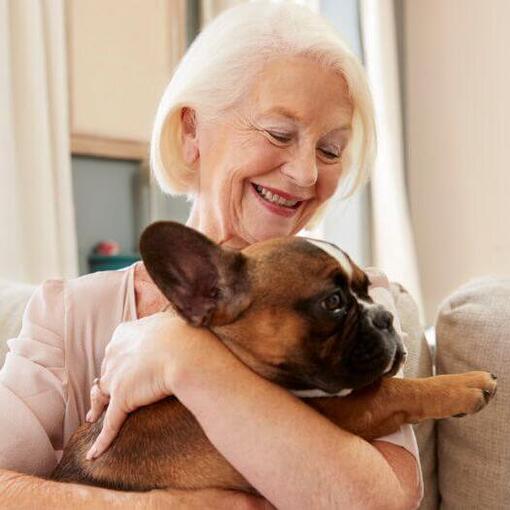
top-left (0, 265), bottom-right (422, 486)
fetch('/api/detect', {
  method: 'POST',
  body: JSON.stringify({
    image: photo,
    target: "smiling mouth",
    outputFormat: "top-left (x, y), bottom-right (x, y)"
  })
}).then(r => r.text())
top-left (251, 183), bottom-right (303, 209)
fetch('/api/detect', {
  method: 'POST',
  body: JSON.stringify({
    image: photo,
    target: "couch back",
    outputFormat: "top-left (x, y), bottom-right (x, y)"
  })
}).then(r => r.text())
top-left (0, 280), bottom-right (35, 365)
top-left (435, 277), bottom-right (510, 510)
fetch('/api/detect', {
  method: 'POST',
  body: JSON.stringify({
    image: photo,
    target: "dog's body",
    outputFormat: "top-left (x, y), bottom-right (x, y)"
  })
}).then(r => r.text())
top-left (51, 222), bottom-right (497, 492)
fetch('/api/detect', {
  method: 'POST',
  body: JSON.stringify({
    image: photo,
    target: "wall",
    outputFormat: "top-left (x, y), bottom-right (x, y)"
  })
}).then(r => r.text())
top-left (67, 0), bottom-right (185, 143)
top-left (403, 0), bottom-right (510, 321)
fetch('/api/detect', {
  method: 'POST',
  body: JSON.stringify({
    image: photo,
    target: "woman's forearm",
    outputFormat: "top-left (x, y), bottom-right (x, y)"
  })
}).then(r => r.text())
top-left (0, 468), bottom-right (153, 510)
top-left (170, 332), bottom-right (415, 510)
top-left (0, 468), bottom-right (273, 510)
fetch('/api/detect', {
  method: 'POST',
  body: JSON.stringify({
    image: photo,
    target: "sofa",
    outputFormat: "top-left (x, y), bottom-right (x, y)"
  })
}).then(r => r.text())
top-left (0, 277), bottom-right (508, 509)
top-left (390, 277), bottom-right (509, 510)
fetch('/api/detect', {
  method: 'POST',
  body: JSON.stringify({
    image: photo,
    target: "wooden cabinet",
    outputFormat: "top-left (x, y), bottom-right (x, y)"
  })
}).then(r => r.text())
top-left (67, 0), bottom-right (186, 160)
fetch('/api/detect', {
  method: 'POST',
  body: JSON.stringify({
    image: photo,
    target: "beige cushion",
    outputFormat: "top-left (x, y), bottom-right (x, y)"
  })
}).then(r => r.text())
top-left (0, 280), bottom-right (35, 367)
top-left (436, 277), bottom-right (510, 510)
top-left (391, 282), bottom-right (437, 510)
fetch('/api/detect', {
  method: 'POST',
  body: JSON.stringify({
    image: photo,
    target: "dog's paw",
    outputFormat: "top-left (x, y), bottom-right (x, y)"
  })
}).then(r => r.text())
top-left (446, 371), bottom-right (497, 417)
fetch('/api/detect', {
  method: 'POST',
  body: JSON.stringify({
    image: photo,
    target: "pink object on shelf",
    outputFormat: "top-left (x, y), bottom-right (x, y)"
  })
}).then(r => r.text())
top-left (93, 241), bottom-right (120, 256)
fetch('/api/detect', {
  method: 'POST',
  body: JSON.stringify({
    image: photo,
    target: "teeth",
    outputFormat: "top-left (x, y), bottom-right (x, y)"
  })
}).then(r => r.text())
top-left (255, 185), bottom-right (299, 207)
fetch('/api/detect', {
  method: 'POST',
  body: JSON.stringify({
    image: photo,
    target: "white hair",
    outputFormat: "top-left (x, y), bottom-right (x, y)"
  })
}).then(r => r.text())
top-left (150, 0), bottom-right (376, 204)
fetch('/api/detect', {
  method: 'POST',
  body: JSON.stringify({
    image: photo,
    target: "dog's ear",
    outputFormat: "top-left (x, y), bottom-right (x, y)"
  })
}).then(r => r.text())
top-left (140, 221), bottom-right (251, 327)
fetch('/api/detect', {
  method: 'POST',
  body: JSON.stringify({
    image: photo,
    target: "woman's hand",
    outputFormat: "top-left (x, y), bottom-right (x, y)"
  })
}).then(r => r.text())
top-left (86, 313), bottom-right (199, 460)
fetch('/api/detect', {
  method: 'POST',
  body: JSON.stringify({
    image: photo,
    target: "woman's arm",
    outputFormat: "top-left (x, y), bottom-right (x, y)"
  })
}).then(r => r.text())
top-left (0, 468), bottom-right (272, 510)
top-left (0, 281), bottom-right (66, 475)
top-left (0, 282), bottom-right (143, 508)
top-left (167, 325), bottom-right (421, 510)
top-left (0, 468), bottom-right (148, 510)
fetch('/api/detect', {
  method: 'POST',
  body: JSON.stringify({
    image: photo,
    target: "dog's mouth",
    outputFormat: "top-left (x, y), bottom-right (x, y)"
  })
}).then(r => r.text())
top-left (382, 345), bottom-right (406, 378)
top-left (339, 338), bottom-right (407, 391)
top-left (250, 344), bottom-right (405, 399)
top-left (305, 352), bottom-right (403, 396)
top-left (301, 332), bottom-right (406, 394)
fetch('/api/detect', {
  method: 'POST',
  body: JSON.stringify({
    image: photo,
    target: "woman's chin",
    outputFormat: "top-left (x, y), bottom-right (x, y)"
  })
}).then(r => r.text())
top-left (239, 219), bottom-right (298, 243)
top-left (236, 188), bottom-right (314, 242)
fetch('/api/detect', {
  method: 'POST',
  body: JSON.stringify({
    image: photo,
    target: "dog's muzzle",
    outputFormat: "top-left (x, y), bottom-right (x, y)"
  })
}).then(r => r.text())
top-left (342, 304), bottom-right (406, 384)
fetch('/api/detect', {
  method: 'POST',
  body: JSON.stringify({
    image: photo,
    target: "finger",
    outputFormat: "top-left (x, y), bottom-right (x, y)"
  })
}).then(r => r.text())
top-left (86, 383), bottom-right (110, 423)
top-left (86, 400), bottom-right (128, 460)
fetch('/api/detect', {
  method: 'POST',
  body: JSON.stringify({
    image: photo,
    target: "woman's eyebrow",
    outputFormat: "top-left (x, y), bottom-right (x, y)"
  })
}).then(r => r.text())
top-left (261, 107), bottom-right (351, 133)
top-left (261, 106), bottom-right (351, 131)
top-left (263, 105), bottom-right (304, 122)
top-left (325, 126), bottom-right (351, 135)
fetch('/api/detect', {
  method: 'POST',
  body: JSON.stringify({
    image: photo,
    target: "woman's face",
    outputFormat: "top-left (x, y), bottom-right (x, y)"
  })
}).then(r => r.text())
top-left (186, 56), bottom-right (353, 247)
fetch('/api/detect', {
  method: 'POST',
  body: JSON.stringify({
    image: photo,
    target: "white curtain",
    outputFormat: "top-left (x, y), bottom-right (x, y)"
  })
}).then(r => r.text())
top-left (360, 0), bottom-right (423, 319)
top-left (200, 0), bottom-right (319, 26)
top-left (200, 0), bottom-right (245, 25)
top-left (0, 0), bottom-right (78, 284)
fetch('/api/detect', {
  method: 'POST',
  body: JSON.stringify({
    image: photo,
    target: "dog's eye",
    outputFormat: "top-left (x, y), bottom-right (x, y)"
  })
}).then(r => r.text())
top-left (321, 293), bottom-right (345, 315)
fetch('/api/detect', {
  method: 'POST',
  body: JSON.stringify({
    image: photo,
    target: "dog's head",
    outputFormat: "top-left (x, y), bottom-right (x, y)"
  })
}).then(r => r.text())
top-left (140, 222), bottom-right (406, 395)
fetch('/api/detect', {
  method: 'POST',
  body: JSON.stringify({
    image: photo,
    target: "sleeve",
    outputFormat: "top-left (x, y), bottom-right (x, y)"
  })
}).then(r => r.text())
top-left (0, 279), bottom-right (67, 476)
top-left (365, 268), bottom-right (423, 486)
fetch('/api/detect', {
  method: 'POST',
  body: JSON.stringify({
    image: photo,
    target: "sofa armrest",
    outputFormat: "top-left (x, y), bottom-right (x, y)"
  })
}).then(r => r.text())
top-left (0, 280), bottom-right (35, 367)
top-left (390, 282), bottom-right (433, 380)
top-left (436, 276), bottom-right (510, 510)
top-left (390, 282), bottom-right (438, 510)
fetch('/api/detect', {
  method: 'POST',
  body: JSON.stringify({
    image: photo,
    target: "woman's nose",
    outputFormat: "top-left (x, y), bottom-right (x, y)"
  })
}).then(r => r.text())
top-left (280, 151), bottom-right (318, 188)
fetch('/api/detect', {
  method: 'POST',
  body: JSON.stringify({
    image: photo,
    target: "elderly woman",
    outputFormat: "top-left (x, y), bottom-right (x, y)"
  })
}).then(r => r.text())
top-left (0, 2), bottom-right (422, 509)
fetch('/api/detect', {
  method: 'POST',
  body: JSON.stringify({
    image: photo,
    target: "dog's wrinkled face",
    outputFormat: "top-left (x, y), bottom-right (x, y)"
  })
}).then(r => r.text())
top-left (221, 237), bottom-right (406, 394)
top-left (140, 222), bottom-right (406, 396)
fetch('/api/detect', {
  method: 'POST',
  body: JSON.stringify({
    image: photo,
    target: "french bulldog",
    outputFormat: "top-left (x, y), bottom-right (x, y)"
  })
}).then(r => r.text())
top-left (52, 222), bottom-right (497, 492)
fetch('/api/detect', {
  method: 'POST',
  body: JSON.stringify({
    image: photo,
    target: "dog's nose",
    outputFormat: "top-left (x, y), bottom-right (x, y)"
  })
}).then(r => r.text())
top-left (372, 310), bottom-right (393, 330)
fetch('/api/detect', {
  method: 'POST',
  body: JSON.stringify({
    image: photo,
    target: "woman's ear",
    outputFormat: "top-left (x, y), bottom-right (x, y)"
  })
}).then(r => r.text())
top-left (181, 107), bottom-right (199, 165)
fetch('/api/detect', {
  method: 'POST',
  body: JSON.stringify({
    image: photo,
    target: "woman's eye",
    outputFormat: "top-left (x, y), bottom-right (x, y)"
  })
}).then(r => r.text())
top-left (267, 131), bottom-right (291, 143)
top-left (319, 148), bottom-right (340, 160)
top-left (321, 293), bottom-right (344, 313)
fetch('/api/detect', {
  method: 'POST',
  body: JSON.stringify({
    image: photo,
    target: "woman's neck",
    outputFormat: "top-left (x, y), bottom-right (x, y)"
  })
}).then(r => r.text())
top-left (136, 202), bottom-right (247, 317)
top-left (186, 201), bottom-right (248, 250)
top-left (134, 262), bottom-right (169, 318)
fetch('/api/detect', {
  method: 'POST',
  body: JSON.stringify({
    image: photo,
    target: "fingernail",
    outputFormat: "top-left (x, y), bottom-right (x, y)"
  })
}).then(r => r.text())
top-left (86, 411), bottom-right (92, 422)
top-left (86, 447), bottom-right (97, 460)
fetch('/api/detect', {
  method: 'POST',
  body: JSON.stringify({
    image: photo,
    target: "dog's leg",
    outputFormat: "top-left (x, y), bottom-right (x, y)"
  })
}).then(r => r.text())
top-left (308, 371), bottom-right (497, 440)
